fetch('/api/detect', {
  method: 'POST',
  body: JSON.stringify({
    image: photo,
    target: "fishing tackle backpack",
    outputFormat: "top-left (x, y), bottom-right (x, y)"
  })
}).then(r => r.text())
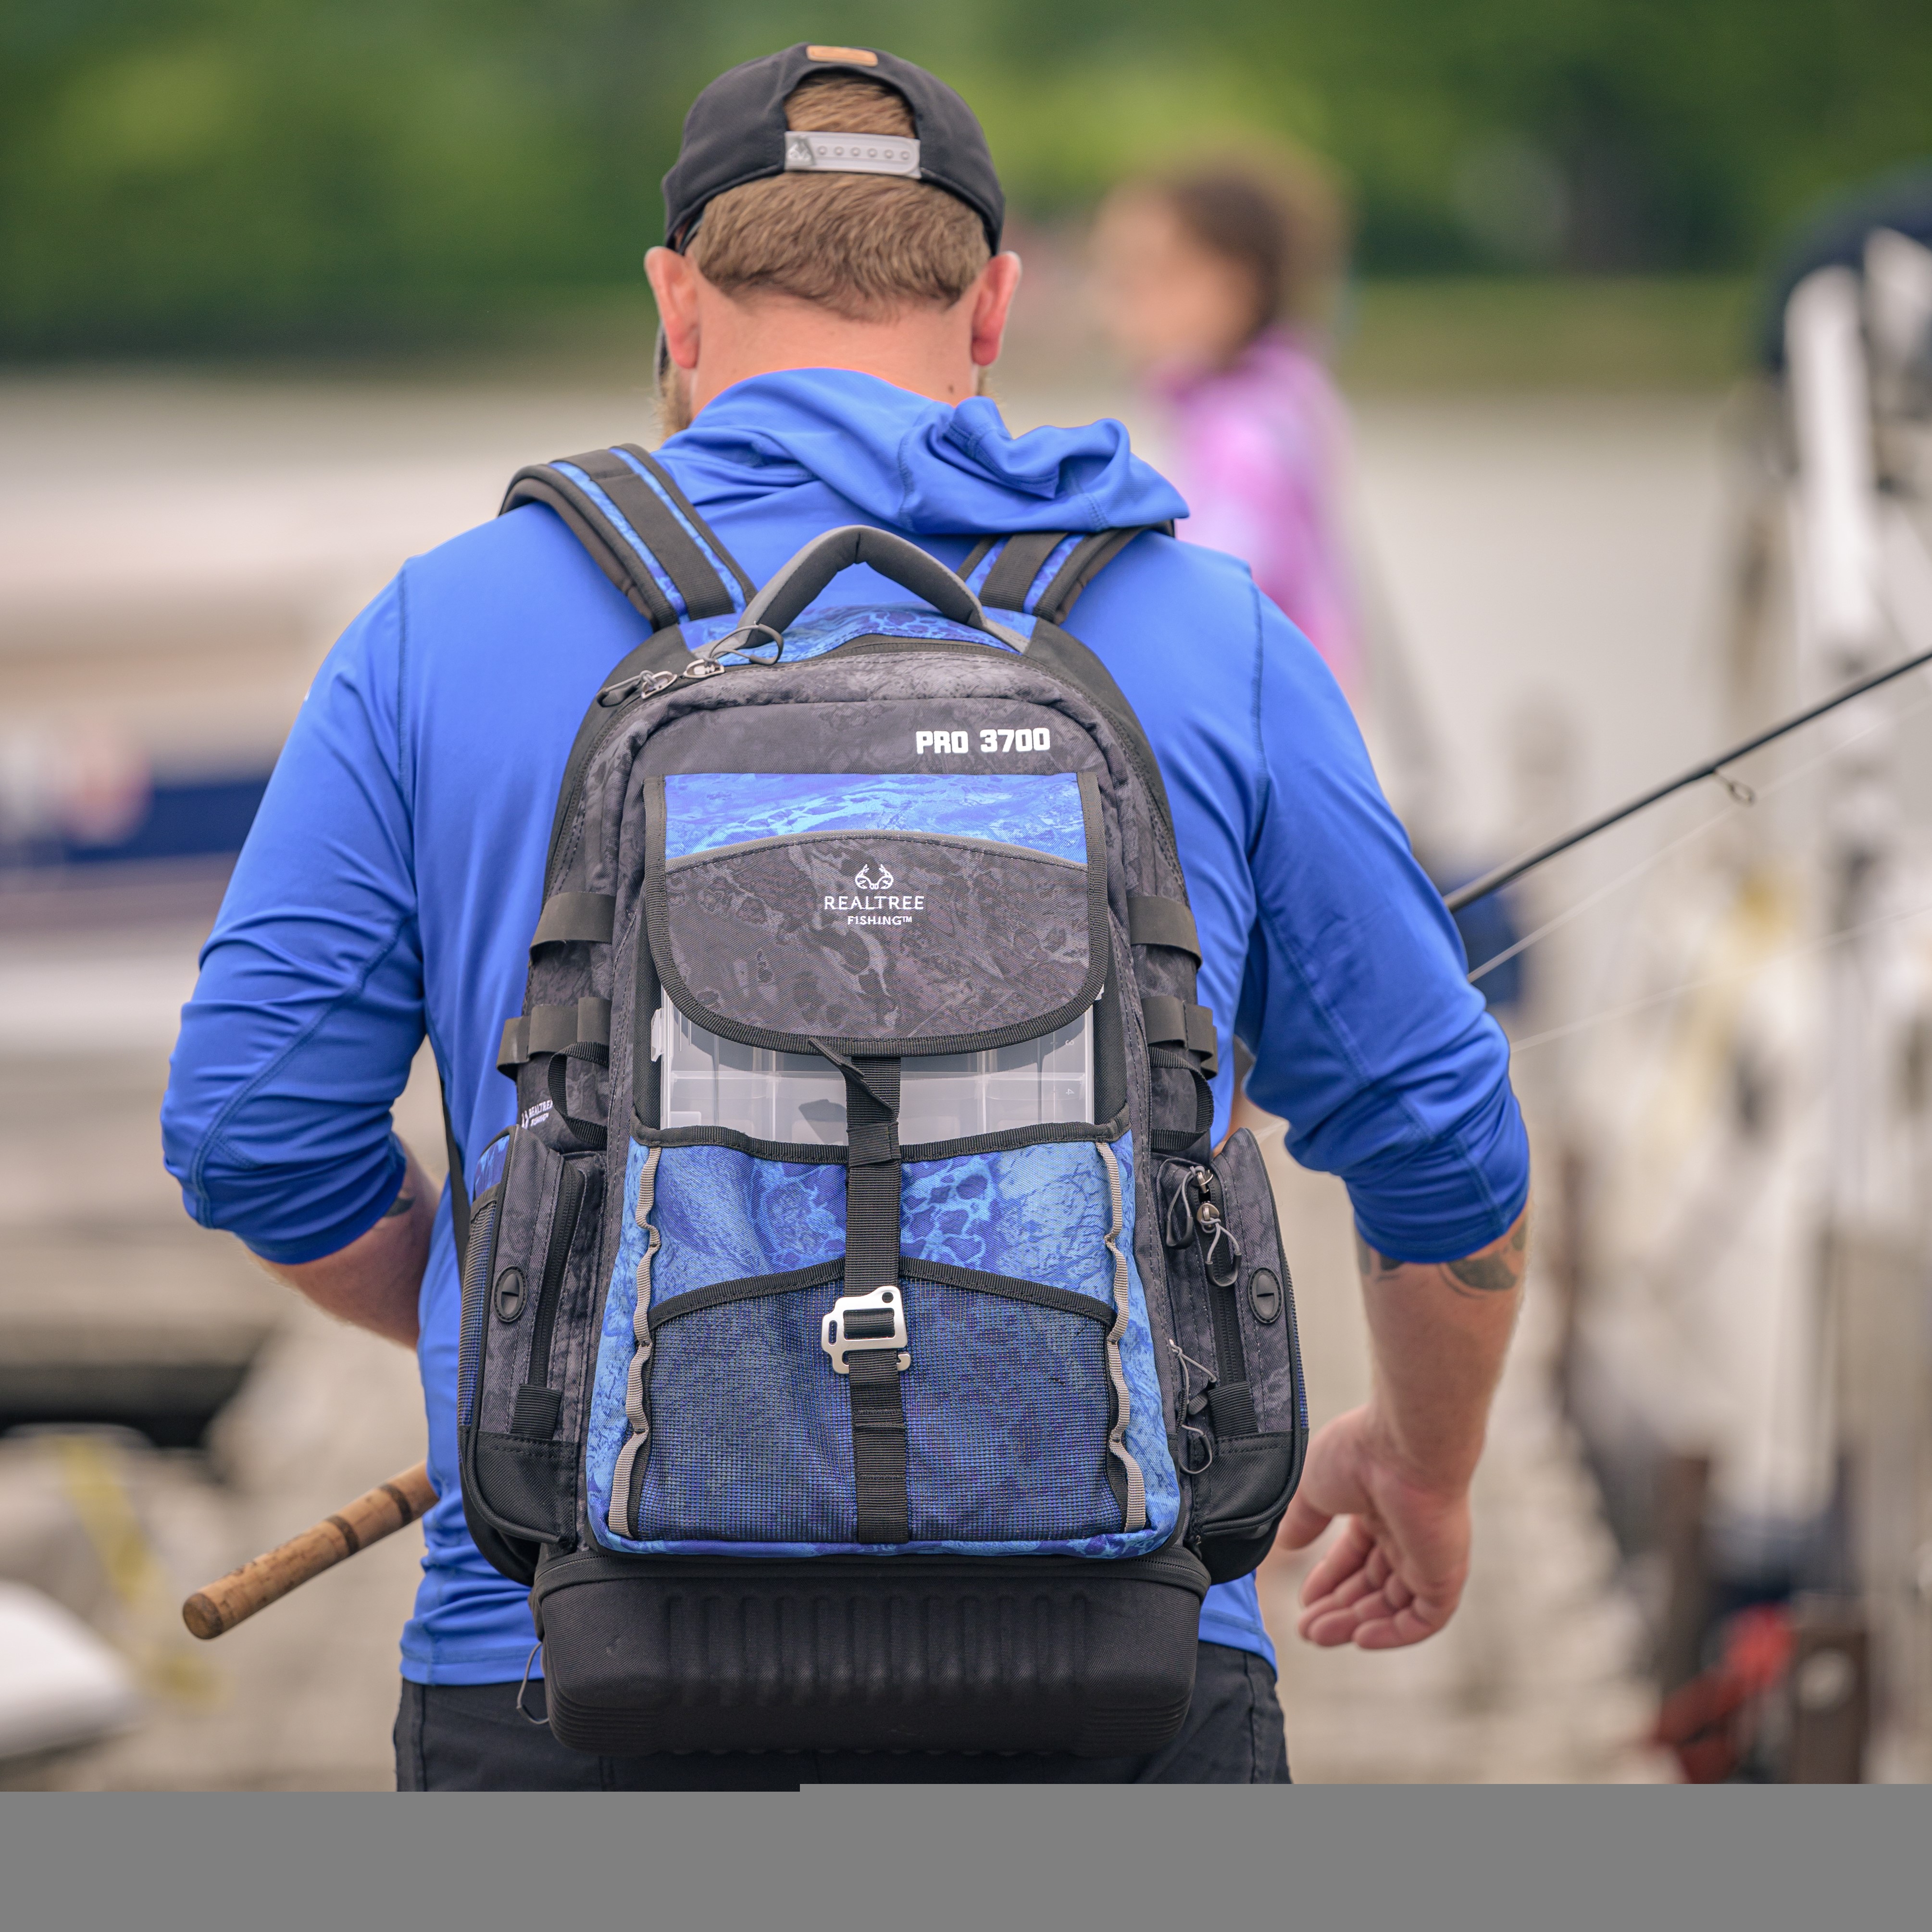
top-left (453, 444), bottom-right (1307, 1757)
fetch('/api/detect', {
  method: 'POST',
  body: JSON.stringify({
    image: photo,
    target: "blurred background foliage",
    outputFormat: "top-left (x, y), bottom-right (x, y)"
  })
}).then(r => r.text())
top-left (2, 0), bottom-right (1929, 355)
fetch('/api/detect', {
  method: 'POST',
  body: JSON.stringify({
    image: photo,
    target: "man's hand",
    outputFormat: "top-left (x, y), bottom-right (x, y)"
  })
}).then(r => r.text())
top-left (1280, 1406), bottom-right (1472, 1647)
top-left (1277, 1208), bottom-right (1530, 1649)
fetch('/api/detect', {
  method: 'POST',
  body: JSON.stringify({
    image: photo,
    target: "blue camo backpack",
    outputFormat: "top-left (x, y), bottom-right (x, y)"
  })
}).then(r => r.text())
top-left (450, 444), bottom-right (1308, 1757)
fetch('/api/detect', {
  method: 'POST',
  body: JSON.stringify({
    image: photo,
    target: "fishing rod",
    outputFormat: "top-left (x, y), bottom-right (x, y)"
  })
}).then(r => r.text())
top-left (182, 1461), bottom-right (435, 1639)
top-left (1444, 642), bottom-right (1932, 914)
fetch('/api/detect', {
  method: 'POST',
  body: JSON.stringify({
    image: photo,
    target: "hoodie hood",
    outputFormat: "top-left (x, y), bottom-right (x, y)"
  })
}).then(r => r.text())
top-left (659, 369), bottom-right (1189, 535)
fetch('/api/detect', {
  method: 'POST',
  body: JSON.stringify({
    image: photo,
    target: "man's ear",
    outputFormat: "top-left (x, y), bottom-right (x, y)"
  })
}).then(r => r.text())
top-left (970, 251), bottom-right (1024, 368)
top-left (645, 247), bottom-right (703, 372)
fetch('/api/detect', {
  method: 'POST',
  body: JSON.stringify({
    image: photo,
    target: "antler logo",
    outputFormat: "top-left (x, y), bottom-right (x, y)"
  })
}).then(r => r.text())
top-left (854, 862), bottom-right (894, 891)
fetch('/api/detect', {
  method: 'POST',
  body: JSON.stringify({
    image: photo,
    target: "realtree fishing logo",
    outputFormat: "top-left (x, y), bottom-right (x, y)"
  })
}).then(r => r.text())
top-left (825, 860), bottom-right (924, 928)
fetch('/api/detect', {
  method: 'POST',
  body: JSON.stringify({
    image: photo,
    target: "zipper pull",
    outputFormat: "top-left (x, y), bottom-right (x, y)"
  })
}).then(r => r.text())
top-left (684, 620), bottom-right (783, 680)
top-left (595, 666), bottom-right (679, 708)
top-left (1160, 1161), bottom-right (1199, 1247)
top-left (593, 620), bottom-right (783, 708)
top-left (1197, 1193), bottom-right (1242, 1288)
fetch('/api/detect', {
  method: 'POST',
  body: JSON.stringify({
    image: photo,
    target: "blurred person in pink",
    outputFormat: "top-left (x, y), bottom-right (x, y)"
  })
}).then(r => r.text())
top-left (1091, 154), bottom-right (1361, 706)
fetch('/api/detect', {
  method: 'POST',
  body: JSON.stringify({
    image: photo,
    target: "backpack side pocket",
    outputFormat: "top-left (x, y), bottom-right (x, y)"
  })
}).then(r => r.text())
top-left (461, 1127), bottom-right (601, 1577)
top-left (1159, 1127), bottom-right (1308, 1583)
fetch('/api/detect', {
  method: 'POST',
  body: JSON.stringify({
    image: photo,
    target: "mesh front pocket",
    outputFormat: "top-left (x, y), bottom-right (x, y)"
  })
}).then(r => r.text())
top-left (630, 1274), bottom-right (1122, 1549)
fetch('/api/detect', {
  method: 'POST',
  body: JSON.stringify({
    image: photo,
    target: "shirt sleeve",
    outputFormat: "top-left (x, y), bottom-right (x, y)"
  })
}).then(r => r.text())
top-left (161, 577), bottom-right (425, 1264)
top-left (1236, 595), bottom-right (1528, 1263)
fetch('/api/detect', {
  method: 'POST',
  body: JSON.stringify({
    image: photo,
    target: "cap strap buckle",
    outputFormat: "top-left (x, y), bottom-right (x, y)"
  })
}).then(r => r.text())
top-left (782, 131), bottom-right (920, 179)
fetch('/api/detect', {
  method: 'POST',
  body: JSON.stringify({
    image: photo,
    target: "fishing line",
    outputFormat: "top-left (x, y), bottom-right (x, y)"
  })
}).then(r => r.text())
top-left (1446, 641), bottom-right (1932, 915)
top-left (1465, 681), bottom-right (1932, 983)
top-left (1506, 893), bottom-right (1932, 1056)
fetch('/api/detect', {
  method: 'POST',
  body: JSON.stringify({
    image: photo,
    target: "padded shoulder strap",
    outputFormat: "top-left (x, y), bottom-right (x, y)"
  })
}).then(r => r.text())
top-left (1033, 526), bottom-right (1167, 624)
top-left (979, 531), bottom-right (1069, 611)
top-left (966, 524), bottom-right (1172, 622)
top-left (500, 444), bottom-right (753, 626)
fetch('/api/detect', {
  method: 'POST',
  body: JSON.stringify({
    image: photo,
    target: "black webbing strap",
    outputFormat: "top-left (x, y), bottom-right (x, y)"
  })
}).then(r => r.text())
top-left (497, 1017), bottom-right (527, 1075)
top-left (1143, 995), bottom-right (1220, 1079)
top-left (817, 1043), bottom-right (910, 1544)
top-left (1126, 894), bottom-right (1201, 962)
top-left (530, 997), bottom-right (611, 1058)
top-left (497, 997), bottom-right (610, 1074)
top-left (979, 530), bottom-right (1068, 611)
top-left (848, 1349), bottom-right (910, 1544)
top-left (529, 892), bottom-right (615, 954)
top-left (497, 1000), bottom-right (611, 1145)
top-left (1144, 1058), bottom-right (1221, 1159)
top-left (1033, 525), bottom-right (1169, 624)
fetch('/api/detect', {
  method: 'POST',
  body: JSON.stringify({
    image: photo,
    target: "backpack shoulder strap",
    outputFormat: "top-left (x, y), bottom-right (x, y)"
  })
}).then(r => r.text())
top-left (965, 524), bottom-right (1173, 624)
top-left (500, 443), bottom-right (754, 626)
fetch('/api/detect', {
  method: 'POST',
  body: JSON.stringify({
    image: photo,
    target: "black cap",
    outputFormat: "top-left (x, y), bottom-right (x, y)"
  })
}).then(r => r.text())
top-left (662, 44), bottom-right (1004, 255)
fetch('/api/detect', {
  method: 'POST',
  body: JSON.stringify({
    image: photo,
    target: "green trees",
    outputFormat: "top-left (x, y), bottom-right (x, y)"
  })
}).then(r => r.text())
top-left (2, 0), bottom-right (1926, 352)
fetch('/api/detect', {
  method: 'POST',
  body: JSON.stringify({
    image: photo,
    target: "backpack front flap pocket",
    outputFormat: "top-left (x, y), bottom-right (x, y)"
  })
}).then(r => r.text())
top-left (644, 769), bottom-right (1107, 1062)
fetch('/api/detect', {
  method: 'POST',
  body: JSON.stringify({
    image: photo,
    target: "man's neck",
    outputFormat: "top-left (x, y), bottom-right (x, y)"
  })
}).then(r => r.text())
top-left (682, 293), bottom-right (981, 421)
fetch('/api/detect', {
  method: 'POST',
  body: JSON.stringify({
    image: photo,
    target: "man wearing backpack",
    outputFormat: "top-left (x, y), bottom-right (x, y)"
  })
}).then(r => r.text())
top-left (162, 45), bottom-right (1530, 1789)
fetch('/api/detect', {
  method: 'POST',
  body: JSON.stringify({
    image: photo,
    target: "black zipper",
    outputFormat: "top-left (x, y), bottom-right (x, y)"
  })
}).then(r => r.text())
top-left (1197, 1159), bottom-right (1244, 1391)
top-left (1162, 1160), bottom-right (1246, 1390)
top-left (526, 1159), bottom-right (586, 1391)
top-left (546, 630), bottom-right (1185, 896)
top-left (543, 638), bottom-right (775, 891)
top-left (1195, 1169), bottom-right (1248, 1389)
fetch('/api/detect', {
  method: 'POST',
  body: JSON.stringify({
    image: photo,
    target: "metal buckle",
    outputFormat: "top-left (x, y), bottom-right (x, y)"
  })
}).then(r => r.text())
top-left (821, 1286), bottom-right (909, 1375)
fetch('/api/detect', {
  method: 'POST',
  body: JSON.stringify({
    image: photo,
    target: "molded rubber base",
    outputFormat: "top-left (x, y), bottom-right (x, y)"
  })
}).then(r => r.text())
top-left (532, 1547), bottom-right (1210, 1758)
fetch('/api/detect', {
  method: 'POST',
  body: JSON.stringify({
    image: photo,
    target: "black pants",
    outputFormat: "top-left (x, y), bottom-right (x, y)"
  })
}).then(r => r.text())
top-left (395, 1641), bottom-right (1290, 1789)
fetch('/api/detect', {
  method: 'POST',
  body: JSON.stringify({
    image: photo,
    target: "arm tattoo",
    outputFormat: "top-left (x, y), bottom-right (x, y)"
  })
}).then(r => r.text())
top-left (1354, 1233), bottom-right (1405, 1282)
top-left (1357, 1217), bottom-right (1527, 1300)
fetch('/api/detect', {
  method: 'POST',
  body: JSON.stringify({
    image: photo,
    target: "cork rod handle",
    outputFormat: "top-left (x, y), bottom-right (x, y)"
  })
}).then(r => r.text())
top-left (181, 1461), bottom-right (437, 1640)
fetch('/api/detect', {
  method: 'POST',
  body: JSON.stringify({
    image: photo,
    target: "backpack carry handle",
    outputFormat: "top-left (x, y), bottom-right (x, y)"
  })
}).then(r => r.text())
top-left (742, 525), bottom-right (1022, 644)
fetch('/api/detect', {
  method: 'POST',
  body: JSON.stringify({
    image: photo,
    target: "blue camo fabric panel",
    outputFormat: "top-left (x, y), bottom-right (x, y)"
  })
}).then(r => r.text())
top-left (681, 604), bottom-right (1031, 664)
top-left (901, 1140), bottom-right (1113, 1303)
top-left (585, 1135), bottom-right (1179, 1556)
top-left (648, 1142), bottom-right (845, 1302)
top-left (631, 1278), bottom-right (1119, 1545)
top-left (662, 770), bottom-right (1087, 864)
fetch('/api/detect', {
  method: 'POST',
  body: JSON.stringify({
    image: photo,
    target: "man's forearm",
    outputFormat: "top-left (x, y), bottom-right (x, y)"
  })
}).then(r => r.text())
top-left (255, 1143), bottom-right (436, 1348)
top-left (1354, 1209), bottom-right (1529, 1491)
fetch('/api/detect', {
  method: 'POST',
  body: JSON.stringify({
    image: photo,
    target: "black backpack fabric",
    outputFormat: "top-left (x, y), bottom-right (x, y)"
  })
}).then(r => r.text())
top-left (453, 444), bottom-right (1307, 1755)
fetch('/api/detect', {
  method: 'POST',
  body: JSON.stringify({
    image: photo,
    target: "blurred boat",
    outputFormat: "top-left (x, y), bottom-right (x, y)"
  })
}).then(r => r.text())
top-left (1566, 172), bottom-right (1932, 1780)
top-left (0, 1581), bottom-right (141, 1764)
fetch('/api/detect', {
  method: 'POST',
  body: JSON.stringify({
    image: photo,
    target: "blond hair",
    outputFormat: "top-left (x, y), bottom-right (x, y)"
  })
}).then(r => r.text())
top-left (687, 74), bottom-right (991, 320)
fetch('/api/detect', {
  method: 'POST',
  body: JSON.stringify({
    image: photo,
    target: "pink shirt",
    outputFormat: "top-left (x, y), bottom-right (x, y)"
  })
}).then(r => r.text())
top-left (1154, 328), bottom-right (1360, 701)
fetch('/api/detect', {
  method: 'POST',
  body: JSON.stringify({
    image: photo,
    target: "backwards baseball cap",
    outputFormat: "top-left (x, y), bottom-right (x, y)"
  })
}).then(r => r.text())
top-left (661, 43), bottom-right (1005, 255)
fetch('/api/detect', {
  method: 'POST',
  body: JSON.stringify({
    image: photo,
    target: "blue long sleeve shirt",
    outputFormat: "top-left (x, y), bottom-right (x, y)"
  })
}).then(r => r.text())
top-left (162, 370), bottom-right (1528, 1683)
